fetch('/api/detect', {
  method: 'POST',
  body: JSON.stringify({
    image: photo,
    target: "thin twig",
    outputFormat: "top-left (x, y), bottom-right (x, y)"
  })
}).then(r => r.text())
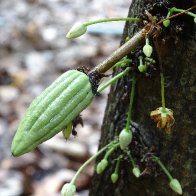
top-left (157, 5), bottom-right (196, 25)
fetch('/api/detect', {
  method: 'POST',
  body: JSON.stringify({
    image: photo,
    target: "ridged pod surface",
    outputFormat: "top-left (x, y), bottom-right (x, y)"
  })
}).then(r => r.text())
top-left (11, 70), bottom-right (94, 156)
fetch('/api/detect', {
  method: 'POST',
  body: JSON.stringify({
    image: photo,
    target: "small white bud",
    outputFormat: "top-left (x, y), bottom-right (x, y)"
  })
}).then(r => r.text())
top-left (66, 23), bottom-right (87, 39)
top-left (169, 179), bottom-right (182, 195)
top-left (111, 173), bottom-right (119, 183)
top-left (143, 44), bottom-right (153, 57)
top-left (61, 183), bottom-right (76, 196)
top-left (132, 167), bottom-right (141, 178)
top-left (119, 129), bottom-right (132, 150)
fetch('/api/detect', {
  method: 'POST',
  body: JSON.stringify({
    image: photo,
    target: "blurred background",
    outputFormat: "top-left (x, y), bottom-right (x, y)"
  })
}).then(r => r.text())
top-left (0, 0), bottom-right (131, 195)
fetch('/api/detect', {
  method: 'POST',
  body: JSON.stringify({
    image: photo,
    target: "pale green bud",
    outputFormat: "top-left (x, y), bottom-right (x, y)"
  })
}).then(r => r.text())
top-left (100, 159), bottom-right (108, 171)
top-left (143, 44), bottom-right (153, 57)
top-left (163, 19), bottom-right (170, 27)
top-left (132, 167), bottom-right (141, 178)
top-left (169, 179), bottom-right (182, 195)
top-left (138, 64), bottom-right (146, 73)
top-left (61, 183), bottom-right (76, 196)
top-left (66, 23), bottom-right (87, 39)
top-left (194, 17), bottom-right (196, 24)
top-left (111, 173), bottom-right (119, 183)
top-left (96, 162), bottom-right (103, 174)
top-left (119, 129), bottom-right (132, 150)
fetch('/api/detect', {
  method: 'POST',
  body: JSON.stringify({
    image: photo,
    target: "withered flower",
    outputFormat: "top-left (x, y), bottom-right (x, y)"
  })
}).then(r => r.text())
top-left (150, 107), bottom-right (175, 135)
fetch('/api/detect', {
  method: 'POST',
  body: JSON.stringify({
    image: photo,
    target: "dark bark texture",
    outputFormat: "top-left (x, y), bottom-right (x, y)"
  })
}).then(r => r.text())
top-left (90, 0), bottom-right (196, 196)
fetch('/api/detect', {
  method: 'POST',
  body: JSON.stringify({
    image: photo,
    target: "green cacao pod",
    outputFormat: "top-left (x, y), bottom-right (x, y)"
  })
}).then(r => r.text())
top-left (11, 70), bottom-right (94, 156)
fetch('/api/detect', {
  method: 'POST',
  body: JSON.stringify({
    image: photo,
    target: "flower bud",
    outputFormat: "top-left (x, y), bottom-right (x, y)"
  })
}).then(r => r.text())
top-left (66, 23), bottom-right (87, 39)
top-left (96, 162), bottom-right (103, 174)
top-left (100, 159), bottom-right (108, 171)
top-left (143, 44), bottom-right (153, 57)
top-left (61, 183), bottom-right (76, 196)
top-left (169, 179), bottom-right (182, 195)
top-left (163, 19), bottom-right (170, 27)
top-left (132, 167), bottom-right (141, 178)
top-left (138, 64), bottom-right (146, 73)
top-left (119, 129), bottom-right (132, 150)
top-left (111, 173), bottom-right (119, 183)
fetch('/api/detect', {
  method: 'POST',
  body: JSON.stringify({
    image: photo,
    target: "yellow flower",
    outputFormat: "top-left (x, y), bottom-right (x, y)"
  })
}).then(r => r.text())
top-left (150, 107), bottom-right (175, 135)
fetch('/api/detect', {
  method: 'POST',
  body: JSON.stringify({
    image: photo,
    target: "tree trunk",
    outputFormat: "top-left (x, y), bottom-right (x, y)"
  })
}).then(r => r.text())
top-left (90, 0), bottom-right (196, 195)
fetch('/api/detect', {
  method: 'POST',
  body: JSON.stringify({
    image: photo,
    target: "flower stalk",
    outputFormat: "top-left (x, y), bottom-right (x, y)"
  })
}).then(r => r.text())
top-left (160, 72), bottom-right (166, 112)
top-left (152, 156), bottom-right (173, 181)
top-left (125, 74), bottom-right (136, 131)
top-left (70, 141), bottom-right (116, 184)
top-left (83, 17), bottom-right (140, 26)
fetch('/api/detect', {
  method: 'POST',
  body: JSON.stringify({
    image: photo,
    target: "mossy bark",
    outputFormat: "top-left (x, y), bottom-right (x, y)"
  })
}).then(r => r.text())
top-left (90, 0), bottom-right (196, 195)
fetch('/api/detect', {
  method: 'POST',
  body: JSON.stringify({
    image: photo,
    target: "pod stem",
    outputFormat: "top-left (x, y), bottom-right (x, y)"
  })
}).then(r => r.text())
top-left (83, 17), bottom-right (140, 27)
top-left (93, 29), bottom-right (145, 73)
top-left (70, 141), bottom-right (116, 184)
top-left (97, 67), bottom-right (131, 93)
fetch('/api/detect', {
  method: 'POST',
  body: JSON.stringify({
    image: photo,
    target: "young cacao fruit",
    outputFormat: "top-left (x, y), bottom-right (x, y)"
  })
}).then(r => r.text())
top-left (11, 70), bottom-right (94, 156)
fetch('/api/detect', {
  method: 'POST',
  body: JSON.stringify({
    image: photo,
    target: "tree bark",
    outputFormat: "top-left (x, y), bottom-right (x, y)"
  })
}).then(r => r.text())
top-left (90, 0), bottom-right (196, 196)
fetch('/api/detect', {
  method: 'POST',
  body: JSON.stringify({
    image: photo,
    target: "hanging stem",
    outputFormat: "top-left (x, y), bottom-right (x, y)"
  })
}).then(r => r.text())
top-left (152, 156), bottom-right (173, 181)
top-left (127, 151), bottom-right (136, 168)
top-left (83, 17), bottom-right (140, 27)
top-left (70, 141), bottom-right (116, 184)
top-left (125, 74), bottom-right (136, 131)
top-left (97, 67), bottom-right (131, 93)
top-left (114, 156), bottom-right (121, 173)
top-left (160, 72), bottom-right (166, 112)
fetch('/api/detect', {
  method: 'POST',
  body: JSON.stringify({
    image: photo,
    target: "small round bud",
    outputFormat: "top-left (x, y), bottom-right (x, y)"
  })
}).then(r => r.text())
top-left (143, 44), bottom-right (153, 57)
top-left (111, 173), bottom-right (119, 183)
top-left (66, 23), bottom-right (87, 39)
top-left (119, 129), bottom-right (132, 150)
top-left (163, 19), bottom-right (170, 27)
top-left (100, 159), bottom-right (108, 171)
top-left (138, 64), bottom-right (146, 73)
top-left (96, 162), bottom-right (103, 174)
top-left (132, 167), bottom-right (141, 178)
top-left (169, 179), bottom-right (182, 195)
top-left (61, 183), bottom-right (76, 196)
